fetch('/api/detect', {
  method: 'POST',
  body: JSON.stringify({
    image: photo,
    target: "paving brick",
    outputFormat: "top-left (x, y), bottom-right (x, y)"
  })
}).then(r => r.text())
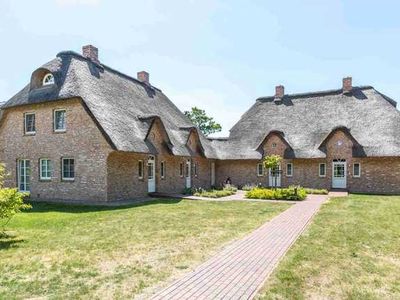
top-left (151, 195), bottom-right (328, 300)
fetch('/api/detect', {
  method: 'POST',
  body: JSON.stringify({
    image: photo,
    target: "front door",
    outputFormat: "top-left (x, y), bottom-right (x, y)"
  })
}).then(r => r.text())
top-left (332, 160), bottom-right (346, 189)
top-left (268, 165), bottom-right (281, 187)
top-left (185, 159), bottom-right (191, 188)
top-left (147, 156), bottom-right (156, 193)
top-left (18, 159), bottom-right (31, 192)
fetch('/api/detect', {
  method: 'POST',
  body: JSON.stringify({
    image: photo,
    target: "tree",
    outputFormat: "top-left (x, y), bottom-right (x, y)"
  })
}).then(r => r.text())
top-left (263, 155), bottom-right (282, 188)
top-left (0, 163), bottom-right (31, 235)
top-left (184, 107), bottom-right (222, 136)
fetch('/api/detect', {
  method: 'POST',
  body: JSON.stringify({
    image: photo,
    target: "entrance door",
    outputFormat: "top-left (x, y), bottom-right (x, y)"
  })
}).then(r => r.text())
top-left (268, 165), bottom-right (281, 187)
top-left (211, 162), bottom-right (215, 186)
top-left (332, 160), bottom-right (346, 189)
top-left (185, 159), bottom-right (191, 188)
top-left (147, 156), bottom-right (156, 193)
top-left (18, 159), bottom-right (31, 192)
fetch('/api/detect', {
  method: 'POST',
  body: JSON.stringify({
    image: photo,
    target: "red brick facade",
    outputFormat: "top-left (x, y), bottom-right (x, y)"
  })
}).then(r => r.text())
top-left (0, 100), bottom-right (399, 202)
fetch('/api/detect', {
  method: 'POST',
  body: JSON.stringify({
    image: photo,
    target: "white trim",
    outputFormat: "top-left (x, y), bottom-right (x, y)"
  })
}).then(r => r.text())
top-left (17, 159), bottom-right (31, 192)
top-left (353, 163), bottom-right (361, 177)
top-left (257, 163), bottom-right (264, 177)
top-left (62, 158), bottom-right (75, 181)
top-left (53, 109), bottom-right (66, 132)
top-left (319, 163), bottom-right (326, 177)
top-left (24, 112), bottom-right (36, 135)
top-left (286, 163), bottom-right (293, 177)
top-left (43, 73), bottom-right (55, 86)
top-left (39, 158), bottom-right (52, 180)
top-left (332, 161), bottom-right (347, 189)
top-left (138, 160), bottom-right (144, 179)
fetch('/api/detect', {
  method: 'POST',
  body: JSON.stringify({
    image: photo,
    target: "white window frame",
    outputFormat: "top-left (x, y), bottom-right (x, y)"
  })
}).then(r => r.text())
top-left (353, 163), bottom-right (361, 178)
top-left (257, 163), bottom-right (264, 177)
top-left (17, 159), bottom-right (31, 192)
top-left (160, 161), bottom-right (165, 179)
top-left (286, 163), bottom-right (293, 177)
top-left (193, 162), bottom-right (198, 177)
top-left (138, 160), bottom-right (144, 179)
top-left (43, 73), bottom-right (55, 86)
top-left (24, 112), bottom-right (36, 135)
top-left (62, 158), bottom-right (75, 181)
top-left (39, 158), bottom-right (52, 180)
top-left (54, 109), bottom-right (66, 132)
top-left (319, 163), bottom-right (326, 177)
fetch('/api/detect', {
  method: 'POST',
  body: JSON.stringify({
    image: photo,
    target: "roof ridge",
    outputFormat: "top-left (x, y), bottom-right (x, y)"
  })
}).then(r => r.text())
top-left (256, 86), bottom-right (374, 101)
top-left (57, 50), bottom-right (162, 92)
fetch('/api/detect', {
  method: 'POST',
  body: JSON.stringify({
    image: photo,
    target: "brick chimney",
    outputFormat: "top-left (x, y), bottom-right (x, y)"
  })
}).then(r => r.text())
top-left (82, 45), bottom-right (99, 64)
top-left (342, 76), bottom-right (352, 94)
top-left (137, 71), bottom-right (150, 85)
top-left (274, 85), bottom-right (284, 101)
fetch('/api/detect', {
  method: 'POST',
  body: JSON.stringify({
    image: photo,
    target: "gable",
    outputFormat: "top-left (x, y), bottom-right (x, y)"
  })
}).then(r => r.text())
top-left (145, 117), bottom-right (173, 155)
top-left (186, 128), bottom-right (205, 157)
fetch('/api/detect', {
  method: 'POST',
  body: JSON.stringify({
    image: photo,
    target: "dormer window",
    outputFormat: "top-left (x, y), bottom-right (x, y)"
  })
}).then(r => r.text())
top-left (42, 73), bottom-right (54, 86)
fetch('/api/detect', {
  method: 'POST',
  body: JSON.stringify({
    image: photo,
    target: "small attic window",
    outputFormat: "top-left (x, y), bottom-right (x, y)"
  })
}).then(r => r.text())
top-left (42, 73), bottom-right (55, 86)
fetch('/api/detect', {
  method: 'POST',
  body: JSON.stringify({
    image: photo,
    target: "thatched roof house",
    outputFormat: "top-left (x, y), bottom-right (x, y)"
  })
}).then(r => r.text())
top-left (0, 45), bottom-right (399, 201)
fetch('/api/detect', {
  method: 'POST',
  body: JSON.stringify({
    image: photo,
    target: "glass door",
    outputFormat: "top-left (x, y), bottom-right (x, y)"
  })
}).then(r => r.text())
top-left (18, 159), bottom-right (31, 192)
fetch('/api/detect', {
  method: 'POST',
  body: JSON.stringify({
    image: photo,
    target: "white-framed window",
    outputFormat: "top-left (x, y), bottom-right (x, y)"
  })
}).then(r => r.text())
top-left (353, 163), bottom-right (361, 177)
top-left (24, 112), bottom-right (36, 134)
top-left (179, 162), bottom-right (184, 177)
top-left (319, 163), bottom-right (326, 177)
top-left (138, 160), bottom-right (144, 179)
top-left (193, 162), bottom-right (198, 177)
top-left (40, 159), bottom-right (52, 180)
top-left (62, 158), bottom-right (75, 180)
top-left (257, 163), bottom-right (264, 176)
top-left (286, 163), bottom-right (293, 177)
top-left (17, 159), bottom-right (31, 192)
top-left (43, 73), bottom-right (55, 86)
top-left (54, 109), bottom-right (66, 132)
top-left (160, 161), bottom-right (165, 179)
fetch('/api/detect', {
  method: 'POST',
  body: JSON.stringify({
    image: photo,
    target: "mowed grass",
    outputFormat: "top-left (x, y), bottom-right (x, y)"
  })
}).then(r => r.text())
top-left (259, 194), bottom-right (400, 300)
top-left (0, 199), bottom-right (289, 299)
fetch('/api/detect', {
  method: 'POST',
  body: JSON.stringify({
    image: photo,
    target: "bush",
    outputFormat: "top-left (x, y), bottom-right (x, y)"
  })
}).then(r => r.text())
top-left (246, 186), bottom-right (307, 201)
top-left (242, 184), bottom-right (257, 191)
top-left (0, 188), bottom-right (31, 233)
top-left (193, 186), bottom-right (236, 198)
top-left (304, 188), bottom-right (329, 195)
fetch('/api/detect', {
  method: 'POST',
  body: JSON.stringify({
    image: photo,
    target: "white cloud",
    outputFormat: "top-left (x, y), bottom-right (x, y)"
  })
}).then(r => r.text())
top-left (55, 0), bottom-right (99, 7)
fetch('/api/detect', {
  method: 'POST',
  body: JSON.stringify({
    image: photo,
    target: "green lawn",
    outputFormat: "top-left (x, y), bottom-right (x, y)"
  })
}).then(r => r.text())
top-left (259, 194), bottom-right (400, 300)
top-left (0, 199), bottom-right (289, 299)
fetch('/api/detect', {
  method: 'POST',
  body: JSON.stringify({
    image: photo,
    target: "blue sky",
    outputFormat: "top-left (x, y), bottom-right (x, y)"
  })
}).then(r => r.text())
top-left (1, 0), bottom-right (399, 136)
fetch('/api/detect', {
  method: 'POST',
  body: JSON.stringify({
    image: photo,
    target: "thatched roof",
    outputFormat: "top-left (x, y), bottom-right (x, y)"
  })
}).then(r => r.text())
top-left (2, 49), bottom-right (399, 160)
top-left (210, 87), bottom-right (400, 159)
top-left (2, 51), bottom-right (216, 157)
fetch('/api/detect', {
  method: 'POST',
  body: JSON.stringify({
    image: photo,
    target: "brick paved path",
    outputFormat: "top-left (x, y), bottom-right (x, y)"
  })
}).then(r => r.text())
top-left (151, 195), bottom-right (328, 300)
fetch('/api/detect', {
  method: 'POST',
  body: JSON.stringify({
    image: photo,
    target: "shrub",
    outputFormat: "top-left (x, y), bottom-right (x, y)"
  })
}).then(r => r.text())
top-left (304, 188), bottom-right (329, 195)
top-left (246, 186), bottom-right (307, 201)
top-left (0, 188), bottom-right (31, 233)
top-left (193, 186), bottom-right (236, 198)
top-left (242, 184), bottom-right (257, 191)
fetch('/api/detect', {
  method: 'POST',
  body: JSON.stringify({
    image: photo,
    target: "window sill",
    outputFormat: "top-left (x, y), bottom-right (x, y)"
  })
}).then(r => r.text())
top-left (61, 178), bottom-right (75, 182)
top-left (24, 133), bottom-right (36, 136)
top-left (53, 130), bottom-right (66, 134)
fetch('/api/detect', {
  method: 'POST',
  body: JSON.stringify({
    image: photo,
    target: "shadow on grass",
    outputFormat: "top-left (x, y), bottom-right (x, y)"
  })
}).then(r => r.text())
top-left (25, 198), bottom-right (183, 214)
top-left (0, 232), bottom-right (24, 250)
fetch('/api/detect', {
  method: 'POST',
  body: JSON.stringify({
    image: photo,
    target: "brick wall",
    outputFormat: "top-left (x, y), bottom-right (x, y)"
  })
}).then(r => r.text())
top-left (0, 98), bottom-right (112, 201)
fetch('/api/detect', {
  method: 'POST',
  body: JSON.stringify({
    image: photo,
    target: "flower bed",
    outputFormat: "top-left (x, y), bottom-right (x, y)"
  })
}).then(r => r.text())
top-left (193, 185), bottom-right (237, 198)
top-left (246, 186), bottom-right (307, 201)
